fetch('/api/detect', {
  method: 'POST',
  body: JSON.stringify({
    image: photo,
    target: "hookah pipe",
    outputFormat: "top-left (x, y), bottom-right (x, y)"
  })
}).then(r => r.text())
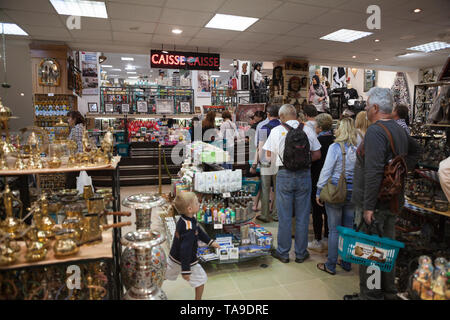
top-left (1, 24), bottom-right (10, 89)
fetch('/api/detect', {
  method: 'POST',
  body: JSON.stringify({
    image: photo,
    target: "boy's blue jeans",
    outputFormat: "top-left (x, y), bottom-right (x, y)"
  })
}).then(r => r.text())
top-left (275, 168), bottom-right (311, 260)
top-left (324, 201), bottom-right (355, 273)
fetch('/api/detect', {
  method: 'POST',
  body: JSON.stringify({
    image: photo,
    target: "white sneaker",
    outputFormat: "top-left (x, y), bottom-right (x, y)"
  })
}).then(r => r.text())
top-left (321, 238), bottom-right (328, 248)
top-left (308, 240), bottom-right (323, 251)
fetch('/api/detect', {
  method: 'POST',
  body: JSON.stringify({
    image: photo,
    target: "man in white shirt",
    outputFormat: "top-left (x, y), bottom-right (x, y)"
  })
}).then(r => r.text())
top-left (263, 104), bottom-right (321, 264)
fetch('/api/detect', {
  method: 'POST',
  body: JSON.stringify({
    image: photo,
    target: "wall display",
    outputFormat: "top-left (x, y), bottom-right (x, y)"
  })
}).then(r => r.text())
top-left (80, 52), bottom-right (99, 95)
top-left (391, 72), bottom-right (411, 108)
top-left (150, 50), bottom-right (220, 71)
top-left (235, 103), bottom-right (265, 123)
top-left (38, 58), bottom-right (61, 87)
top-left (438, 56), bottom-right (450, 82)
top-left (105, 103), bottom-right (113, 113)
top-left (239, 61), bottom-right (250, 91)
top-left (364, 69), bottom-right (377, 92)
top-left (332, 67), bottom-right (347, 89)
top-left (180, 101), bottom-right (190, 113)
top-left (121, 103), bottom-right (130, 114)
top-left (156, 99), bottom-right (174, 114)
top-left (88, 102), bottom-right (98, 113)
top-left (137, 101), bottom-right (148, 113)
top-left (272, 66), bottom-right (284, 96)
top-left (272, 59), bottom-right (309, 109)
top-left (421, 68), bottom-right (437, 83)
top-left (197, 70), bottom-right (211, 97)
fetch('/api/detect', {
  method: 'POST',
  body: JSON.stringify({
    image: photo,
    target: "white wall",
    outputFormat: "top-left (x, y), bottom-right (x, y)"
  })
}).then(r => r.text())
top-left (0, 39), bottom-right (33, 131)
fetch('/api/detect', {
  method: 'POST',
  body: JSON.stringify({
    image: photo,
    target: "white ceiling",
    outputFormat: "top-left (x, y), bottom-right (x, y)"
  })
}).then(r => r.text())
top-left (0, 0), bottom-right (449, 70)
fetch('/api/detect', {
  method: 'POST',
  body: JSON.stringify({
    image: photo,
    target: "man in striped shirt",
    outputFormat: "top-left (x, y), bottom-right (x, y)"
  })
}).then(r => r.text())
top-left (392, 104), bottom-right (411, 135)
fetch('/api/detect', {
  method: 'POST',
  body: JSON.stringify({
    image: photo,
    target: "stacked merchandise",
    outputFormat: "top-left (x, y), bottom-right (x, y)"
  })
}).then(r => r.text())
top-left (410, 256), bottom-right (449, 300)
top-left (128, 120), bottom-right (160, 143)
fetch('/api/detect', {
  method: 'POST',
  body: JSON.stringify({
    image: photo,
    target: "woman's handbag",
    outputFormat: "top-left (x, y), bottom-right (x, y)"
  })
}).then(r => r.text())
top-left (319, 143), bottom-right (347, 204)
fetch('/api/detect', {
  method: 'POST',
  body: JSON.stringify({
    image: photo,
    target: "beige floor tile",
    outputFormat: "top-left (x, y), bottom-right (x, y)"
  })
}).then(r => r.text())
top-left (229, 268), bottom-right (280, 292)
top-left (283, 279), bottom-right (341, 300)
top-left (240, 285), bottom-right (293, 300)
top-left (206, 292), bottom-right (244, 300)
top-left (319, 274), bottom-right (360, 298)
top-left (201, 273), bottom-right (241, 299)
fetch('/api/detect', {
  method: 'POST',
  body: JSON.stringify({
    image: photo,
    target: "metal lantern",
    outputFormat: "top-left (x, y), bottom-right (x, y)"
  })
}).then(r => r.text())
top-left (121, 193), bottom-right (167, 300)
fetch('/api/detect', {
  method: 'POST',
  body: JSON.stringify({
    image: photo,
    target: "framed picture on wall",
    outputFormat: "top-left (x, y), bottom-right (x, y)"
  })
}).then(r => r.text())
top-left (364, 70), bottom-right (377, 92)
top-left (137, 101), bottom-right (148, 113)
top-left (180, 101), bottom-right (191, 113)
top-left (88, 102), bottom-right (98, 113)
top-left (105, 103), bottom-right (113, 113)
top-left (156, 99), bottom-right (174, 114)
top-left (121, 103), bottom-right (130, 114)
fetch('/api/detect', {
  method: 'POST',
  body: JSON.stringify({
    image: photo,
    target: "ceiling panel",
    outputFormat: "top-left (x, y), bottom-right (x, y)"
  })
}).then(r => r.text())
top-left (4, 10), bottom-right (64, 27)
top-left (22, 25), bottom-right (72, 38)
top-left (195, 28), bottom-right (240, 40)
top-left (165, 0), bottom-right (225, 13)
top-left (246, 19), bottom-right (299, 35)
top-left (112, 31), bottom-right (152, 42)
top-left (188, 37), bottom-right (229, 48)
top-left (111, 20), bottom-right (156, 33)
top-left (159, 8), bottom-right (214, 27)
top-left (70, 29), bottom-right (113, 41)
top-left (338, 0), bottom-right (410, 14)
top-left (151, 35), bottom-right (192, 46)
top-left (224, 40), bottom-right (260, 50)
top-left (287, 23), bottom-right (338, 39)
top-left (154, 23), bottom-right (200, 37)
top-left (218, 0), bottom-right (283, 18)
top-left (107, 3), bottom-right (162, 22)
top-left (270, 35), bottom-right (311, 47)
top-left (233, 31), bottom-right (277, 43)
top-left (0, 9), bottom-right (14, 23)
top-left (255, 42), bottom-right (297, 53)
top-left (0, 0), bottom-right (56, 14)
top-left (59, 16), bottom-right (111, 31)
top-left (265, 2), bottom-right (330, 23)
top-left (288, 0), bottom-right (351, 9)
top-left (313, 9), bottom-right (366, 28)
top-left (107, 0), bottom-right (166, 6)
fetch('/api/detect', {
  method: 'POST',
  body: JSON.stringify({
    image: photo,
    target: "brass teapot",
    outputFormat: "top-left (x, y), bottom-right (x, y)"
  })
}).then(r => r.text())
top-left (53, 229), bottom-right (79, 258)
top-left (25, 228), bottom-right (48, 262)
top-left (0, 184), bottom-right (24, 240)
top-left (0, 238), bottom-right (18, 266)
top-left (34, 194), bottom-right (56, 238)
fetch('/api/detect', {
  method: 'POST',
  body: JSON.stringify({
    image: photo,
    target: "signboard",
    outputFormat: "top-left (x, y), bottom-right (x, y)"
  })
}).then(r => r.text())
top-left (151, 50), bottom-right (220, 71)
top-left (121, 103), bottom-right (130, 114)
top-left (80, 51), bottom-right (98, 95)
top-left (137, 101), bottom-right (148, 113)
top-left (156, 99), bottom-right (174, 114)
top-left (180, 102), bottom-right (191, 113)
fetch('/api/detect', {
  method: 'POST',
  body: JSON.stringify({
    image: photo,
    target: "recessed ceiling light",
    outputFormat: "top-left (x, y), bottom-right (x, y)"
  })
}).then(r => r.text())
top-left (20, 93), bottom-right (24, 96)
top-left (320, 29), bottom-right (373, 43)
top-left (352, 55), bottom-right (356, 58)
top-left (111, 68), bottom-right (121, 71)
top-left (101, 65), bottom-right (112, 68)
top-left (127, 71), bottom-right (136, 74)
top-left (50, 0), bottom-right (108, 18)
top-left (413, 8), bottom-right (422, 13)
top-left (219, 70), bottom-right (230, 72)
top-left (205, 13), bottom-right (258, 32)
top-left (407, 41), bottom-right (450, 53)
top-left (375, 58), bottom-right (379, 61)
top-left (121, 57), bottom-right (134, 61)
top-left (172, 28), bottom-right (183, 34)
top-left (0, 23), bottom-right (28, 36)
top-left (374, 39), bottom-right (380, 42)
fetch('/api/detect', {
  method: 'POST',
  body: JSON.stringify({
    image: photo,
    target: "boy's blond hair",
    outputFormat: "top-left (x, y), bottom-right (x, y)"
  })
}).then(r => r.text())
top-left (173, 192), bottom-right (197, 214)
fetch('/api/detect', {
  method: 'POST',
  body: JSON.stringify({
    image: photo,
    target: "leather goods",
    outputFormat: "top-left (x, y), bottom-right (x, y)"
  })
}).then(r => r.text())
top-left (320, 142), bottom-right (347, 204)
top-left (376, 123), bottom-right (407, 214)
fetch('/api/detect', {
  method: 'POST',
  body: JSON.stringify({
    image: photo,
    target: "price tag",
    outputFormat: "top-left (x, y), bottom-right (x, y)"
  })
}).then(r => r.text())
top-left (48, 93), bottom-right (54, 97)
top-left (222, 192), bottom-right (231, 198)
top-left (214, 223), bottom-right (223, 230)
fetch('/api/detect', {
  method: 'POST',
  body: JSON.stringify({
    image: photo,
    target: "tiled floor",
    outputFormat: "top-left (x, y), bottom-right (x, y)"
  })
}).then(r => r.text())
top-left (119, 185), bottom-right (360, 300)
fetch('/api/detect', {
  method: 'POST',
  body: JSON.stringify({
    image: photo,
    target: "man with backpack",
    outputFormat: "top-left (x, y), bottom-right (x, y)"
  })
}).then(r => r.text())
top-left (251, 104), bottom-right (281, 223)
top-left (345, 87), bottom-right (420, 300)
top-left (263, 104), bottom-right (321, 263)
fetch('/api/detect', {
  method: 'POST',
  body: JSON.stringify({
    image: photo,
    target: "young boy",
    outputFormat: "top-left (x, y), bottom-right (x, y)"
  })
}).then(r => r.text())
top-left (166, 192), bottom-right (220, 300)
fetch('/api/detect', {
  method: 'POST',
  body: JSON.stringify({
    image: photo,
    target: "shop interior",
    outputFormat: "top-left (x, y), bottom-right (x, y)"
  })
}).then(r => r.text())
top-left (0, 0), bottom-right (449, 301)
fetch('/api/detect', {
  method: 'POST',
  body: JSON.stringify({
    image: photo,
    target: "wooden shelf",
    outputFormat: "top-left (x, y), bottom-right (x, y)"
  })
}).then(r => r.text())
top-left (0, 229), bottom-right (113, 270)
top-left (405, 197), bottom-right (450, 218)
top-left (86, 113), bottom-right (199, 120)
top-left (0, 156), bottom-right (120, 176)
top-left (424, 123), bottom-right (450, 128)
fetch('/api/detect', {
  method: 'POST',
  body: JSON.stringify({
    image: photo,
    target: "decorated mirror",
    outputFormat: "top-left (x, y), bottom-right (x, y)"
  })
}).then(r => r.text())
top-left (39, 58), bottom-right (61, 86)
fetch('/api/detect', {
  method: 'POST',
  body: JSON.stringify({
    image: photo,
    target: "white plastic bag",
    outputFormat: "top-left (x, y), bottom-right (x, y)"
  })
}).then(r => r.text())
top-left (76, 170), bottom-right (93, 195)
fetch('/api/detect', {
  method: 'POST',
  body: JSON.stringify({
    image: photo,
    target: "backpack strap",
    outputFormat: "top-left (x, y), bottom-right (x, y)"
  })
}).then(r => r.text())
top-left (376, 122), bottom-right (397, 156)
top-left (281, 122), bottom-right (293, 131)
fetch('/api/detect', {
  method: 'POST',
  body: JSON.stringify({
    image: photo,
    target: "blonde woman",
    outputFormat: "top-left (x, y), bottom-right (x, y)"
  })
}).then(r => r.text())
top-left (315, 117), bottom-right (357, 275)
top-left (355, 111), bottom-right (370, 146)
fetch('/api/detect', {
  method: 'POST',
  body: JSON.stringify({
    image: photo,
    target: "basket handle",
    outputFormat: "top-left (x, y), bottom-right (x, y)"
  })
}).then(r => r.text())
top-left (356, 219), bottom-right (383, 238)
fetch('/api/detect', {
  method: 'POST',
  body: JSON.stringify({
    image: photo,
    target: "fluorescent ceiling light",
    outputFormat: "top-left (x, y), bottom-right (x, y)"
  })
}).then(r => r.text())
top-left (375, 58), bottom-right (379, 61)
top-left (128, 76), bottom-right (138, 79)
top-left (50, 0), bottom-right (108, 18)
top-left (125, 65), bottom-right (136, 70)
top-left (352, 55), bottom-right (356, 58)
top-left (101, 65), bottom-right (112, 68)
top-left (320, 29), bottom-right (373, 43)
top-left (162, 50), bottom-right (168, 54)
top-left (111, 68), bottom-right (121, 71)
top-left (0, 23), bottom-right (28, 36)
top-left (219, 70), bottom-right (229, 72)
top-left (413, 8), bottom-right (422, 13)
top-left (121, 57), bottom-right (134, 61)
top-left (205, 13), bottom-right (258, 32)
top-left (127, 71), bottom-right (136, 74)
top-left (374, 39), bottom-right (380, 42)
top-left (407, 41), bottom-right (450, 53)
top-left (172, 28), bottom-right (183, 34)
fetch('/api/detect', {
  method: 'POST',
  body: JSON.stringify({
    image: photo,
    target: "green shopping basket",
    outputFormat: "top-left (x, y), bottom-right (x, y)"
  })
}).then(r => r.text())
top-left (337, 220), bottom-right (404, 272)
top-left (242, 178), bottom-right (260, 196)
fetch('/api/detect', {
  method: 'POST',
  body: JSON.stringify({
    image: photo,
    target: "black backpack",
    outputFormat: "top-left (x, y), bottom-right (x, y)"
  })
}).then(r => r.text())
top-left (280, 123), bottom-right (311, 171)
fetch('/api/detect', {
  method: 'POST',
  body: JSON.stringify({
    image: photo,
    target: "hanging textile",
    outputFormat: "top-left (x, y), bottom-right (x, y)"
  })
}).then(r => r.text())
top-left (391, 72), bottom-right (411, 107)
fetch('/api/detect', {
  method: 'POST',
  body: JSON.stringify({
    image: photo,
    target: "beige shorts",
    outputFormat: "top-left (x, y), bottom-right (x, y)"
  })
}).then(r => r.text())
top-left (165, 258), bottom-right (207, 288)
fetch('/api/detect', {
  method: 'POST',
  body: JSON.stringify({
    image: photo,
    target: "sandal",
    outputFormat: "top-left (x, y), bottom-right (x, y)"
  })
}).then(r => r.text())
top-left (337, 259), bottom-right (352, 272)
top-left (317, 263), bottom-right (336, 275)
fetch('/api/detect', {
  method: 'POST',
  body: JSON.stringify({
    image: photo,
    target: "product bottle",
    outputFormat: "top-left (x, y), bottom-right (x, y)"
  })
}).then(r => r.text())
top-left (231, 210), bottom-right (236, 224)
top-left (204, 205), bottom-right (209, 224)
top-left (197, 209), bottom-right (203, 222)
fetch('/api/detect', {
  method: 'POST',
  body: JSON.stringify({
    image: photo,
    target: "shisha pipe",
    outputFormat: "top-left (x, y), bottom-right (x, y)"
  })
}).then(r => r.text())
top-left (1, 24), bottom-right (10, 89)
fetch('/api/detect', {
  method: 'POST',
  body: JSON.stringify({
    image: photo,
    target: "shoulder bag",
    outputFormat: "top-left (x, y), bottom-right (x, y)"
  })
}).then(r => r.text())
top-left (319, 142), bottom-right (347, 204)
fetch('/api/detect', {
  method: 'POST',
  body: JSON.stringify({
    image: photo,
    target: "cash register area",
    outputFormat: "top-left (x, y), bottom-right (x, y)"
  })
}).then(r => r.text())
top-left (121, 186), bottom-right (360, 300)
